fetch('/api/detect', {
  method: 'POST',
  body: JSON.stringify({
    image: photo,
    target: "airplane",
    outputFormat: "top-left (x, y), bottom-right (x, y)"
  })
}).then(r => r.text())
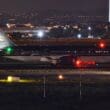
top-left (0, 31), bottom-right (110, 69)
top-left (0, 31), bottom-right (77, 67)
top-left (0, 31), bottom-right (76, 67)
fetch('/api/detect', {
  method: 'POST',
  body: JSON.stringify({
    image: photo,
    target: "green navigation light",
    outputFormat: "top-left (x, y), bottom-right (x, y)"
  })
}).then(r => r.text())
top-left (4, 46), bottom-right (14, 55)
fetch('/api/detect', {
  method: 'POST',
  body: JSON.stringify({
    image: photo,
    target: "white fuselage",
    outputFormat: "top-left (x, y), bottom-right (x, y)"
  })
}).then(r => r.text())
top-left (0, 32), bottom-right (12, 50)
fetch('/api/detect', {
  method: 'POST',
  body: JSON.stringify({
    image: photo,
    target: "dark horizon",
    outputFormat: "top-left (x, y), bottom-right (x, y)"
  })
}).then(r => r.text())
top-left (0, 0), bottom-right (108, 16)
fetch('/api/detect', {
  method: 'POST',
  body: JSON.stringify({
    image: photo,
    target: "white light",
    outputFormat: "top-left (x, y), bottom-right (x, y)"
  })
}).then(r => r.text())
top-left (58, 75), bottom-right (64, 80)
top-left (77, 34), bottom-right (82, 39)
top-left (88, 35), bottom-right (93, 38)
top-left (88, 26), bottom-right (92, 31)
top-left (6, 23), bottom-right (11, 29)
top-left (64, 27), bottom-right (67, 30)
top-left (37, 30), bottom-right (45, 38)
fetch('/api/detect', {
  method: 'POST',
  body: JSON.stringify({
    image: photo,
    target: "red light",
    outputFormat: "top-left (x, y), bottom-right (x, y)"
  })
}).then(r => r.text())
top-left (75, 59), bottom-right (82, 67)
top-left (75, 59), bottom-right (96, 68)
top-left (87, 61), bottom-right (96, 65)
top-left (99, 42), bottom-right (106, 49)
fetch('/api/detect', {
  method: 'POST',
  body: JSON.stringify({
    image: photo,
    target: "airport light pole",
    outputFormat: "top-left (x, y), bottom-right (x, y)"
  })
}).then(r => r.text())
top-left (79, 71), bottom-right (82, 101)
top-left (109, 0), bottom-right (110, 22)
top-left (43, 76), bottom-right (46, 98)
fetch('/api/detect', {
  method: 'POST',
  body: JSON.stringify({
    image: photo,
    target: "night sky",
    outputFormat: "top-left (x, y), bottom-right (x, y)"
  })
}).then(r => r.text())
top-left (0, 0), bottom-right (108, 15)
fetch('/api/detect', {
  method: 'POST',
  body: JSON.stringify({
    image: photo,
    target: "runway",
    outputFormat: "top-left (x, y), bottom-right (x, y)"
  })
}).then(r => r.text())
top-left (0, 69), bottom-right (110, 76)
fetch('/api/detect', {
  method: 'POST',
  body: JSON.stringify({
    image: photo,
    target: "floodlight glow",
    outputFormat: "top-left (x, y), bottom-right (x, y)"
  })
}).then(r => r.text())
top-left (58, 75), bottom-right (64, 80)
top-left (7, 76), bottom-right (20, 82)
top-left (37, 30), bottom-right (45, 38)
top-left (7, 76), bottom-right (13, 82)
top-left (88, 26), bottom-right (92, 31)
top-left (77, 34), bottom-right (82, 39)
top-left (6, 23), bottom-right (11, 29)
